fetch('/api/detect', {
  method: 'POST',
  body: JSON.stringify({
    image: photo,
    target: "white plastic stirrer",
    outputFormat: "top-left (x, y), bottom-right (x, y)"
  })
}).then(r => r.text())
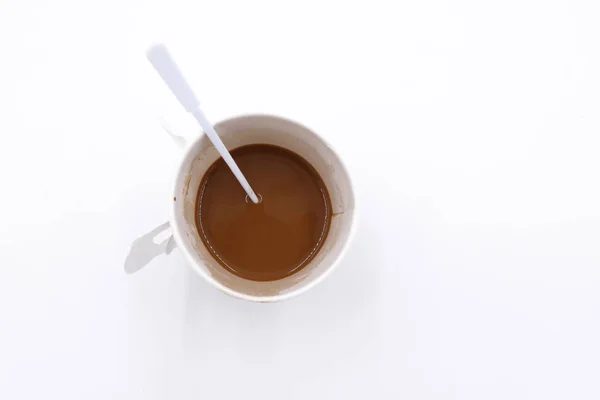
top-left (146, 43), bottom-right (260, 204)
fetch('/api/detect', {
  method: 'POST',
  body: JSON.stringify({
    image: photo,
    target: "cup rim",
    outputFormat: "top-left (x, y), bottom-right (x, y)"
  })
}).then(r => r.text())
top-left (169, 113), bottom-right (359, 302)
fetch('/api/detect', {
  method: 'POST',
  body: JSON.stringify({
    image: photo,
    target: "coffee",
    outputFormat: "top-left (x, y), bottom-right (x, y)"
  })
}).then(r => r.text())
top-left (195, 144), bottom-right (332, 282)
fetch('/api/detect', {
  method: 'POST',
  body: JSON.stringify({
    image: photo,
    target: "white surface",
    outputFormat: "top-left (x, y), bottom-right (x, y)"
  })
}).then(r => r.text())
top-left (1, 0), bottom-right (599, 398)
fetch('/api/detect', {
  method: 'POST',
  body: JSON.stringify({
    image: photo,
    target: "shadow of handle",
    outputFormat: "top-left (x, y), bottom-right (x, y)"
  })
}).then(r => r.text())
top-left (124, 221), bottom-right (177, 274)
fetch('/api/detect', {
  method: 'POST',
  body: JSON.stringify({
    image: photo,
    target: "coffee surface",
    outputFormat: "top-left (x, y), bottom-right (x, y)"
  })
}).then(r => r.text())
top-left (196, 144), bottom-right (331, 281)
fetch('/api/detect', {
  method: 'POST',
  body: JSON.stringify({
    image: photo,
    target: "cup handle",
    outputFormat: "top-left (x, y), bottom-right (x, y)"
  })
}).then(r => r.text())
top-left (124, 221), bottom-right (177, 274)
top-left (124, 117), bottom-right (188, 273)
top-left (157, 116), bottom-right (187, 149)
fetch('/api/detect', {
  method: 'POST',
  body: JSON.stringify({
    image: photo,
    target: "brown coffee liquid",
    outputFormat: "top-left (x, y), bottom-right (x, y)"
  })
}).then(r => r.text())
top-left (195, 144), bottom-right (332, 282)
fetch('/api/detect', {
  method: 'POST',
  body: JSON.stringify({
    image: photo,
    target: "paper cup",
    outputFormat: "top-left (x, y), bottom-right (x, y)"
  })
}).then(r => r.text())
top-left (125, 114), bottom-right (357, 302)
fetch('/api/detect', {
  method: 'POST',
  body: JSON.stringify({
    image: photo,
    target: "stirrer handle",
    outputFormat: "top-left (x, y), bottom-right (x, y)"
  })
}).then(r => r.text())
top-left (146, 44), bottom-right (200, 112)
top-left (146, 44), bottom-right (260, 204)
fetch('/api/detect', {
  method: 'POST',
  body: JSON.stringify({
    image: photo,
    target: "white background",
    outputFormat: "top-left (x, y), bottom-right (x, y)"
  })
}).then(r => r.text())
top-left (1, 0), bottom-right (599, 398)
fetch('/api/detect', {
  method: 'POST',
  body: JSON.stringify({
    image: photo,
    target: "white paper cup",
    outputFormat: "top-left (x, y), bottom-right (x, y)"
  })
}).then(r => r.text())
top-left (125, 114), bottom-right (357, 302)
